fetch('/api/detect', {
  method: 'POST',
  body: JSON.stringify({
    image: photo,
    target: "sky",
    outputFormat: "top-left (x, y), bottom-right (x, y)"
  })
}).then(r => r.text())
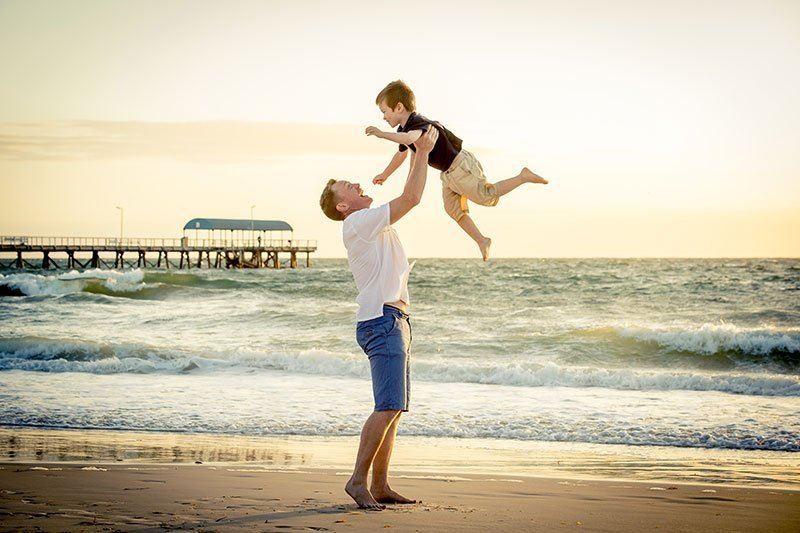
top-left (1, 0), bottom-right (798, 257)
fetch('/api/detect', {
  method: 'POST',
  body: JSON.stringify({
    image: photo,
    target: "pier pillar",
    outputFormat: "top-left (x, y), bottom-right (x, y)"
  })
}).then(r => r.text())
top-left (290, 251), bottom-right (297, 269)
top-left (66, 250), bottom-right (74, 269)
top-left (306, 251), bottom-right (310, 268)
top-left (42, 251), bottom-right (51, 269)
top-left (91, 251), bottom-right (99, 268)
top-left (16, 251), bottom-right (23, 269)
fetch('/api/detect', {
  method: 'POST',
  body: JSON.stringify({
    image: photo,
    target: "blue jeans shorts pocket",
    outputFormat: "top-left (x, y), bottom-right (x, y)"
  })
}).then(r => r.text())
top-left (356, 314), bottom-right (395, 351)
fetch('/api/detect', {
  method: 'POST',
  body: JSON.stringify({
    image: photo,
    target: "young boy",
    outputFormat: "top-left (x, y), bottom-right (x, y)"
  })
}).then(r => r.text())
top-left (365, 80), bottom-right (548, 261)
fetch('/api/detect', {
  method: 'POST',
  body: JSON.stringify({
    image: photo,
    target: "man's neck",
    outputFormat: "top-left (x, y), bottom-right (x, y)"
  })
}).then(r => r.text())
top-left (343, 205), bottom-right (367, 219)
top-left (398, 111), bottom-right (413, 129)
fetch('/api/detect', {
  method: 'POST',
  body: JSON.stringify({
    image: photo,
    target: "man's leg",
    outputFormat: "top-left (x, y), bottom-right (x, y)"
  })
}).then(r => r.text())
top-left (493, 168), bottom-right (548, 197)
top-left (370, 413), bottom-right (416, 504)
top-left (345, 409), bottom-right (401, 510)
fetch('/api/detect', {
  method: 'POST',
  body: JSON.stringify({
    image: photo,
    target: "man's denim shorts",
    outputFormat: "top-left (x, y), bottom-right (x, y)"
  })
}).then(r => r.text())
top-left (356, 305), bottom-right (411, 412)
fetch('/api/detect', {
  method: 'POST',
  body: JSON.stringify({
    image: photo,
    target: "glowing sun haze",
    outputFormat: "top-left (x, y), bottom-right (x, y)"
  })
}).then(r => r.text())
top-left (1, 0), bottom-right (798, 257)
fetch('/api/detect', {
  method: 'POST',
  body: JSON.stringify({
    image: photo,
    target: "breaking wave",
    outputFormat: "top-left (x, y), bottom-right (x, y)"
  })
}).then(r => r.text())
top-left (1, 336), bottom-right (797, 396)
top-left (0, 270), bottom-right (149, 298)
top-left (0, 269), bottom-right (273, 299)
top-left (613, 324), bottom-right (800, 356)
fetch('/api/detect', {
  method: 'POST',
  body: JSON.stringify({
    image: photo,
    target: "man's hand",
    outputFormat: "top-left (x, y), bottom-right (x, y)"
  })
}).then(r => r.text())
top-left (365, 126), bottom-right (383, 137)
top-left (414, 127), bottom-right (439, 154)
top-left (387, 129), bottom-right (434, 225)
top-left (373, 173), bottom-right (388, 185)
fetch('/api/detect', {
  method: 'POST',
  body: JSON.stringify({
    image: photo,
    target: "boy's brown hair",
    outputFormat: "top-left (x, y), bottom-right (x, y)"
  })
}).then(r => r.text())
top-left (375, 80), bottom-right (416, 112)
top-left (320, 179), bottom-right (345, 221)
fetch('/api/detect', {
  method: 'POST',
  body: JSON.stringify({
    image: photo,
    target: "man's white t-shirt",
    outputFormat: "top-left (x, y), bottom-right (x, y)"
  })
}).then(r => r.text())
top-left (343, 203), bottom-right (414, 322)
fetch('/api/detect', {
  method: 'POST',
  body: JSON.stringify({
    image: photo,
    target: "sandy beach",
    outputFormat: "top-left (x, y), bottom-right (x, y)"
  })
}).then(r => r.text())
top-left (1, 428), bottom-right (798, 532)
top-left (2, 462), bottom-right (798, 532)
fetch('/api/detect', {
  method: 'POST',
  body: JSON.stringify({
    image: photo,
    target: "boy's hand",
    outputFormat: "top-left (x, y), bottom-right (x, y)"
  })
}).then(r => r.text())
top-left (373, 173), bottom-right (388, 185)
top-left (365, 126), bottom-right (383, 137)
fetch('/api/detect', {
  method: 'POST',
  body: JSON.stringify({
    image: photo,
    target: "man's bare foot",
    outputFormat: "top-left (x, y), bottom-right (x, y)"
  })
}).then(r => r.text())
top-left (346, 478), bottom-right (385, 510)
top-left (479, 238), bottom-right (492, 262)
top-left (520, 167), bottom-right (548, 184)
top-left (371, 485), bottom-right (417, 504)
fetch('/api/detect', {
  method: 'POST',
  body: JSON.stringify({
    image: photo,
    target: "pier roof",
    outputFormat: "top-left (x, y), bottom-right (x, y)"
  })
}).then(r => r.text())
top-left (183, 218), bottom-right (293, 232)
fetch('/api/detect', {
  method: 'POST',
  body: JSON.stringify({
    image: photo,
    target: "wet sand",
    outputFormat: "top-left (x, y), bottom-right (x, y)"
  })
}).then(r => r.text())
top-left (1, 428), bottom-right (798, 531)
top-left (1, 463), bottom-right (798, 532)
top-left (3, 428), bottom-right (798, 488)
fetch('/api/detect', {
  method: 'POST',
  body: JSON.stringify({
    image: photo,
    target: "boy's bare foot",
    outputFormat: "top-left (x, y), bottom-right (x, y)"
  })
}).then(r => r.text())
top-left (371, 485), bottom-right (417, 504)
top-left (346, 478), bottom-right (385, 510)
top-left (479, 238), bottom-right (492, 262)
top-left (520, 167), bottom-right (548, 184)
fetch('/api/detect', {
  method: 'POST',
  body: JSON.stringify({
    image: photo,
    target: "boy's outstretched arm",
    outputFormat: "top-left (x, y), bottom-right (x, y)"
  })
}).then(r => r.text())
top-left (365, 126), bottom-right (423, 146)
top-left (373, 150), bottom-right (408, 185)
top-left (388, 128), bottom-right (438, 224)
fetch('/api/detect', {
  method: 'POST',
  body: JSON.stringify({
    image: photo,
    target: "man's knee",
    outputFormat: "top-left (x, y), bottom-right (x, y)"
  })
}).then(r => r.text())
top-left (374, 409), bottom-right (402, 422)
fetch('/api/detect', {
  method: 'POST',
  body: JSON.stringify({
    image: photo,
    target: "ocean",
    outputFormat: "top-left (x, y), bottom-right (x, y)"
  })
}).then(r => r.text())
top-left (1, 259), bottom-right (798, 479)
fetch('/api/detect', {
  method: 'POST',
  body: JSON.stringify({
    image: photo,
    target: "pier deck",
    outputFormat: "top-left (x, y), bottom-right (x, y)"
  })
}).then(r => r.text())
top-left (0, 236), bottom-right (318, 270)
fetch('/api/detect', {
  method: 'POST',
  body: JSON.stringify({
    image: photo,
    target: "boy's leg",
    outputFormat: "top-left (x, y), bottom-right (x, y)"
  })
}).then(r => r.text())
top-left (443, 185), bottom-right (492, 260)
top-left (494, 168), bottom-right (548, 197)
top-left (457, 214), bottom-right (492, 261)
top-left (370, 413), bottom-right (416, 504)
top-left (346, 409), bottom-right (401, 509)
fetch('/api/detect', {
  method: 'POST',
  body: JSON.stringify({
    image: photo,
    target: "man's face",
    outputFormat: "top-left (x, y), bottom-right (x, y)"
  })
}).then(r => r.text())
top-left (331, 180), bottom-right (372, 216)
top-left (379, 100), bottom-right (404, 128)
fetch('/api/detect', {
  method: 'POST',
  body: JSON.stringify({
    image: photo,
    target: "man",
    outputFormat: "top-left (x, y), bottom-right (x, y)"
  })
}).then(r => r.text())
top-left (318, 127), bottom-right (439, 510)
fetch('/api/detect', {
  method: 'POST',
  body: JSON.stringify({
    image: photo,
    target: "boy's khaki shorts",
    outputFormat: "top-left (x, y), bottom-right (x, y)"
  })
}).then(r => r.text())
top-left (440, 150), bottom-right (499, 222)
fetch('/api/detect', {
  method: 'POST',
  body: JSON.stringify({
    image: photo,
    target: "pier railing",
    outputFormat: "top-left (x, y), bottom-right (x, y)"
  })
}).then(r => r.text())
top-left (0, 236), bottom-right (317, 250)
top-left (0, 235), bottom-right (318, 269)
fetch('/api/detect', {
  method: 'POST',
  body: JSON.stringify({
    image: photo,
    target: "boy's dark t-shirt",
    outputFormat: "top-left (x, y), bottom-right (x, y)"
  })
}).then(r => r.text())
top-left (397, 112), bottom-right (463, 172)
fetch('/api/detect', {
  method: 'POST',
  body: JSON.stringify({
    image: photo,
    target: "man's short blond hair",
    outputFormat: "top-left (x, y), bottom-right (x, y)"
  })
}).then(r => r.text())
top-left (376, 80), bottom-right (416, 112)
top-left (320, 179), bottom-right (344, 221)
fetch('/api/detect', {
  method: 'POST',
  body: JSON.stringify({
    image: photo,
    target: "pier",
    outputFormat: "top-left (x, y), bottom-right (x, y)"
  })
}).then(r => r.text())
top-left (0, 218), bottom-right (318, 270)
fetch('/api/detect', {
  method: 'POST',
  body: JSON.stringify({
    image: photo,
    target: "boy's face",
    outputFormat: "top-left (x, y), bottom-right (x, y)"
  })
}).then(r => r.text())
top-left (378, 100), bottom-right (405, 128)
top-left (331, 180), bottom-right (372, 216)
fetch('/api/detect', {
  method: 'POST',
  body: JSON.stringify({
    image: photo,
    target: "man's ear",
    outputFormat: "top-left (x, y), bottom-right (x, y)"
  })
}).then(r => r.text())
top-left (336, 201), bottom-right (349, 215)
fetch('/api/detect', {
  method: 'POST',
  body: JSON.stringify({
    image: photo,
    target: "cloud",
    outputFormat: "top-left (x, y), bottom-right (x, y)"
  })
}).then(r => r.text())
top-left (0, 120), bottom-right (387, 163)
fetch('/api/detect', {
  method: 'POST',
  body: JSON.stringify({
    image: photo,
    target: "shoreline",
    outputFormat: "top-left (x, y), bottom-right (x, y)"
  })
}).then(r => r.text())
top-left (2, 426), bottom-right (798, 490)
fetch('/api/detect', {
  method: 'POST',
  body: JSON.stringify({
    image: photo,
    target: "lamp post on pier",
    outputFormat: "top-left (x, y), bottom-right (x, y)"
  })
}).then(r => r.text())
top-left (250, 204), bottom-right (256, 245)
top-left (115, 206), bottom-right (124, 242)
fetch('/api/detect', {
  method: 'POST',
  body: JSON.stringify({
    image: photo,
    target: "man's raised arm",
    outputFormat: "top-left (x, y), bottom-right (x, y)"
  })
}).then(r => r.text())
top-left (388, 127), bottom-right (438, 225)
